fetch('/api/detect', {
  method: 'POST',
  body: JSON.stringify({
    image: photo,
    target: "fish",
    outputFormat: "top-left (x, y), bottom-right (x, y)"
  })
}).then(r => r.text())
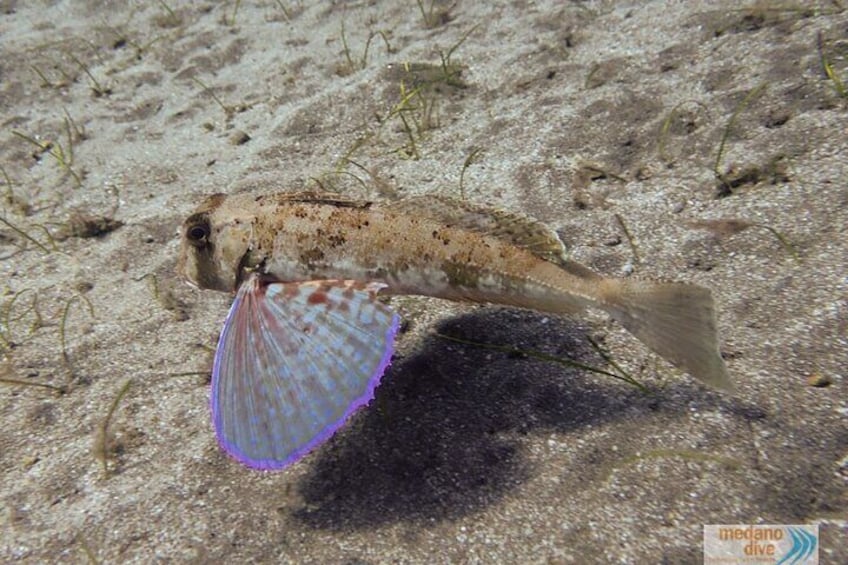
top-left (178, 191), bottom-right (732, 470)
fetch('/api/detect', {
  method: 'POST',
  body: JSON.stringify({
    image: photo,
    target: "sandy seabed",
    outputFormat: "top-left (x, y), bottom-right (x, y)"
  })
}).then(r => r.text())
top-left (1, 1), bottom-right (846, 563)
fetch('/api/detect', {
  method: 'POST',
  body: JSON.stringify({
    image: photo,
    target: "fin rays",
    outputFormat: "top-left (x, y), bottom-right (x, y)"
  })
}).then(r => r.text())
top-left (211, 275), bottom-right (399, 470)
top-left (601, 280), bottom-right (733, 391)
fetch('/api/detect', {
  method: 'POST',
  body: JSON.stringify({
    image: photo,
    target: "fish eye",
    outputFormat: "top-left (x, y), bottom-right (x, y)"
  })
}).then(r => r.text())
top-left (186, 223), bottom-right (210, 247)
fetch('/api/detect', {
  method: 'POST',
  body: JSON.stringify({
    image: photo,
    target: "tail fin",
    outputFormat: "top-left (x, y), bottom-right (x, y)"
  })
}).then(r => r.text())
top-left (601, 280), bottom-right (733, 391)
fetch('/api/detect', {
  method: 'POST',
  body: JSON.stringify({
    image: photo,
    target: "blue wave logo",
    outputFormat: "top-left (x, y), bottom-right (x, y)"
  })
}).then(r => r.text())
top-left (775, 526), bottom-right (817, 565)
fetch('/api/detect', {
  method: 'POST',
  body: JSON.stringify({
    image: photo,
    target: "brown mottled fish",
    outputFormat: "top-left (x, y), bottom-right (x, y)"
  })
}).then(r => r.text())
top-left (179, 191), bottom-right (732, 470)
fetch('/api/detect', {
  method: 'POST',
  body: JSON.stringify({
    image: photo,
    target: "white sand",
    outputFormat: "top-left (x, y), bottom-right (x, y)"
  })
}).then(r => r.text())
top-left (1, 1), bottom-right (846, 562)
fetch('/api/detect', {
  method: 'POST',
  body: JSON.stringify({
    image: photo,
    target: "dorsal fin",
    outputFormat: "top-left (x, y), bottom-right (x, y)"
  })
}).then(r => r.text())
top-left (260, 191), bottom-right (373, 209)
top-left (382, 195), bottom-right (569, 266)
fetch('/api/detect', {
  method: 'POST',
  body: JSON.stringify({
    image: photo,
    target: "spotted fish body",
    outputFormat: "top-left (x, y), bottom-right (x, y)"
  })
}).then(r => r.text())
top-left (179, 191), bottom-right (732, 470)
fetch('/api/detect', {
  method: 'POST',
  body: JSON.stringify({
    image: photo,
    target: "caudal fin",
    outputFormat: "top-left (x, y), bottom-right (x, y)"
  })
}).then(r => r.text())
top-left (601, 280), bottom-right (733, 391)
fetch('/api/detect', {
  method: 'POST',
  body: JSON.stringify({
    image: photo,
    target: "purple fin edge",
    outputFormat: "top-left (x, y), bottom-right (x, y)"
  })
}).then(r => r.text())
top-left (210, 285), bottom-right (401, 471)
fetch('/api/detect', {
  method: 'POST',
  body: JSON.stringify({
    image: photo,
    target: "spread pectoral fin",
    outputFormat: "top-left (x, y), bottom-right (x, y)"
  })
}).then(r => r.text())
top-left (211, 275), bottom-right (400, 470)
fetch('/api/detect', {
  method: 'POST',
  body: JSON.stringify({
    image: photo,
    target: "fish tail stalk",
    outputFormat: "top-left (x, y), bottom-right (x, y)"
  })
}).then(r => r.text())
top-left (598, 280), bottom-right (733, 391)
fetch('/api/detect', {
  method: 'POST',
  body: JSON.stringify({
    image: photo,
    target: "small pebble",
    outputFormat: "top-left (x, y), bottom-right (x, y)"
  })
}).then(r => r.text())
top-left (806, 373), bottom-right (832, 387)
top-left (229, 130), bottom-right (251, 145)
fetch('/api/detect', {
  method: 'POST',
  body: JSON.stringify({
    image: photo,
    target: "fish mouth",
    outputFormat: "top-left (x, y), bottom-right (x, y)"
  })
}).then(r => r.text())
top-left (176, 241), bottom-right (215, 291)
top-left (175, 246), bottom-right (197, 288)
top-left (177, 264), bottom-right (200, 290)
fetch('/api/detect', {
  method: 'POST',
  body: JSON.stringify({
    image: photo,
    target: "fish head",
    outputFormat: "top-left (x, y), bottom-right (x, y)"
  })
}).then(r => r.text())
top-left (178, 194), bottom-right (254, 292)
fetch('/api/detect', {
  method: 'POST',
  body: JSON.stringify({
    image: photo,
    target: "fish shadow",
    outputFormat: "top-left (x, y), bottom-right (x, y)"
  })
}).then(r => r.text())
top-left (292, 307), bottom-right (657, 530)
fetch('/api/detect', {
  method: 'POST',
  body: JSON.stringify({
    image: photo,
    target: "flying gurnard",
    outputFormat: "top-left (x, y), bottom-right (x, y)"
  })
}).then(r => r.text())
top-left (178, 191), bottom-right (732, 470)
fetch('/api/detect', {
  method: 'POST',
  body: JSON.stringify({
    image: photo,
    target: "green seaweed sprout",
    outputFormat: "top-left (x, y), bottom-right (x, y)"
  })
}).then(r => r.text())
top-left (30, 54), bottom-right (77, 88)
top-left (434, 331), bottom-right (648, 392)
top-left (60, 294), bottom-right (95, 383)
top-left (271, 0), bottom-right (294, 21)
top-left (76, 534), bottom-right (100, 565)
top-left (30, 58), bottom-right (78, 89)
top-left (0, 163), bottom-right (32, 216)
top-left (223, 0), bottom-right (242, 26)
top-left (343, 158), bottom-right (394, 195)
top-left (30, 64), bottom-right (58, 88)
top-left (688, 218), bottom-right (800, 262)
top-left (135, 272), bottom-right (162, 302)
top-left (380, 55), bottom-right (470, 158)
top-left (0, 215), bottom-right (57, 255)
top-left (0, 375), bottom-right (66, 393)
top-left (328, 28), bottom-right (472, 166)
top-left (439, 25), bottom-right (476, 81)
top-left (0, 291), bottom-right (99, 394)
top-left (0, 289), bottom-right (43, 351)
top-left (713, 82), bottom-right (767, 193)
top-left (818, 31), bottom-right (847, 99)
top-left (314, 28), bottom-right (473, 181)
top-left (331, 133), bottom-right (374, 174)
top-left (415, 0), bottom-right (455, 28)
top-left (339, 19), bottom-right (394, 75)
top-left (614, 213), bottom-right (641, 266)
top-left (603, 448), bottom-right (741, 484)
top-left (458, 147), bottom-right (484, 200)
top-left (134, 273), bottom-right (189, 321)
top-left (93, 379), bottom-right (133, 477)
top-left (190, 77), bottom-right (233, 118)
top-left (13, 124), bottom-right (84, 188)
top-left (657, 100), bottom-right (709, 162)
top-left (0, 164), bottom-right (12, 202)
top-left (314, 74), bottom-right (443, 183)
top-left (0, 291), bottom-right (70, 394)
top-left (154, 0), bottom-right (183, 28)
top-left (62, 107), bottom-right (87, 147)
top-left (190, 77), bottom-right (251, 119)
top-left (386, 81), bottom-right (438, 159)
top-left (311, 155), bottom-right (397, 199)
top-left (66, 52), bottom-right (111, 97)
top-left (0, 359), bottom-right (66, 394)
